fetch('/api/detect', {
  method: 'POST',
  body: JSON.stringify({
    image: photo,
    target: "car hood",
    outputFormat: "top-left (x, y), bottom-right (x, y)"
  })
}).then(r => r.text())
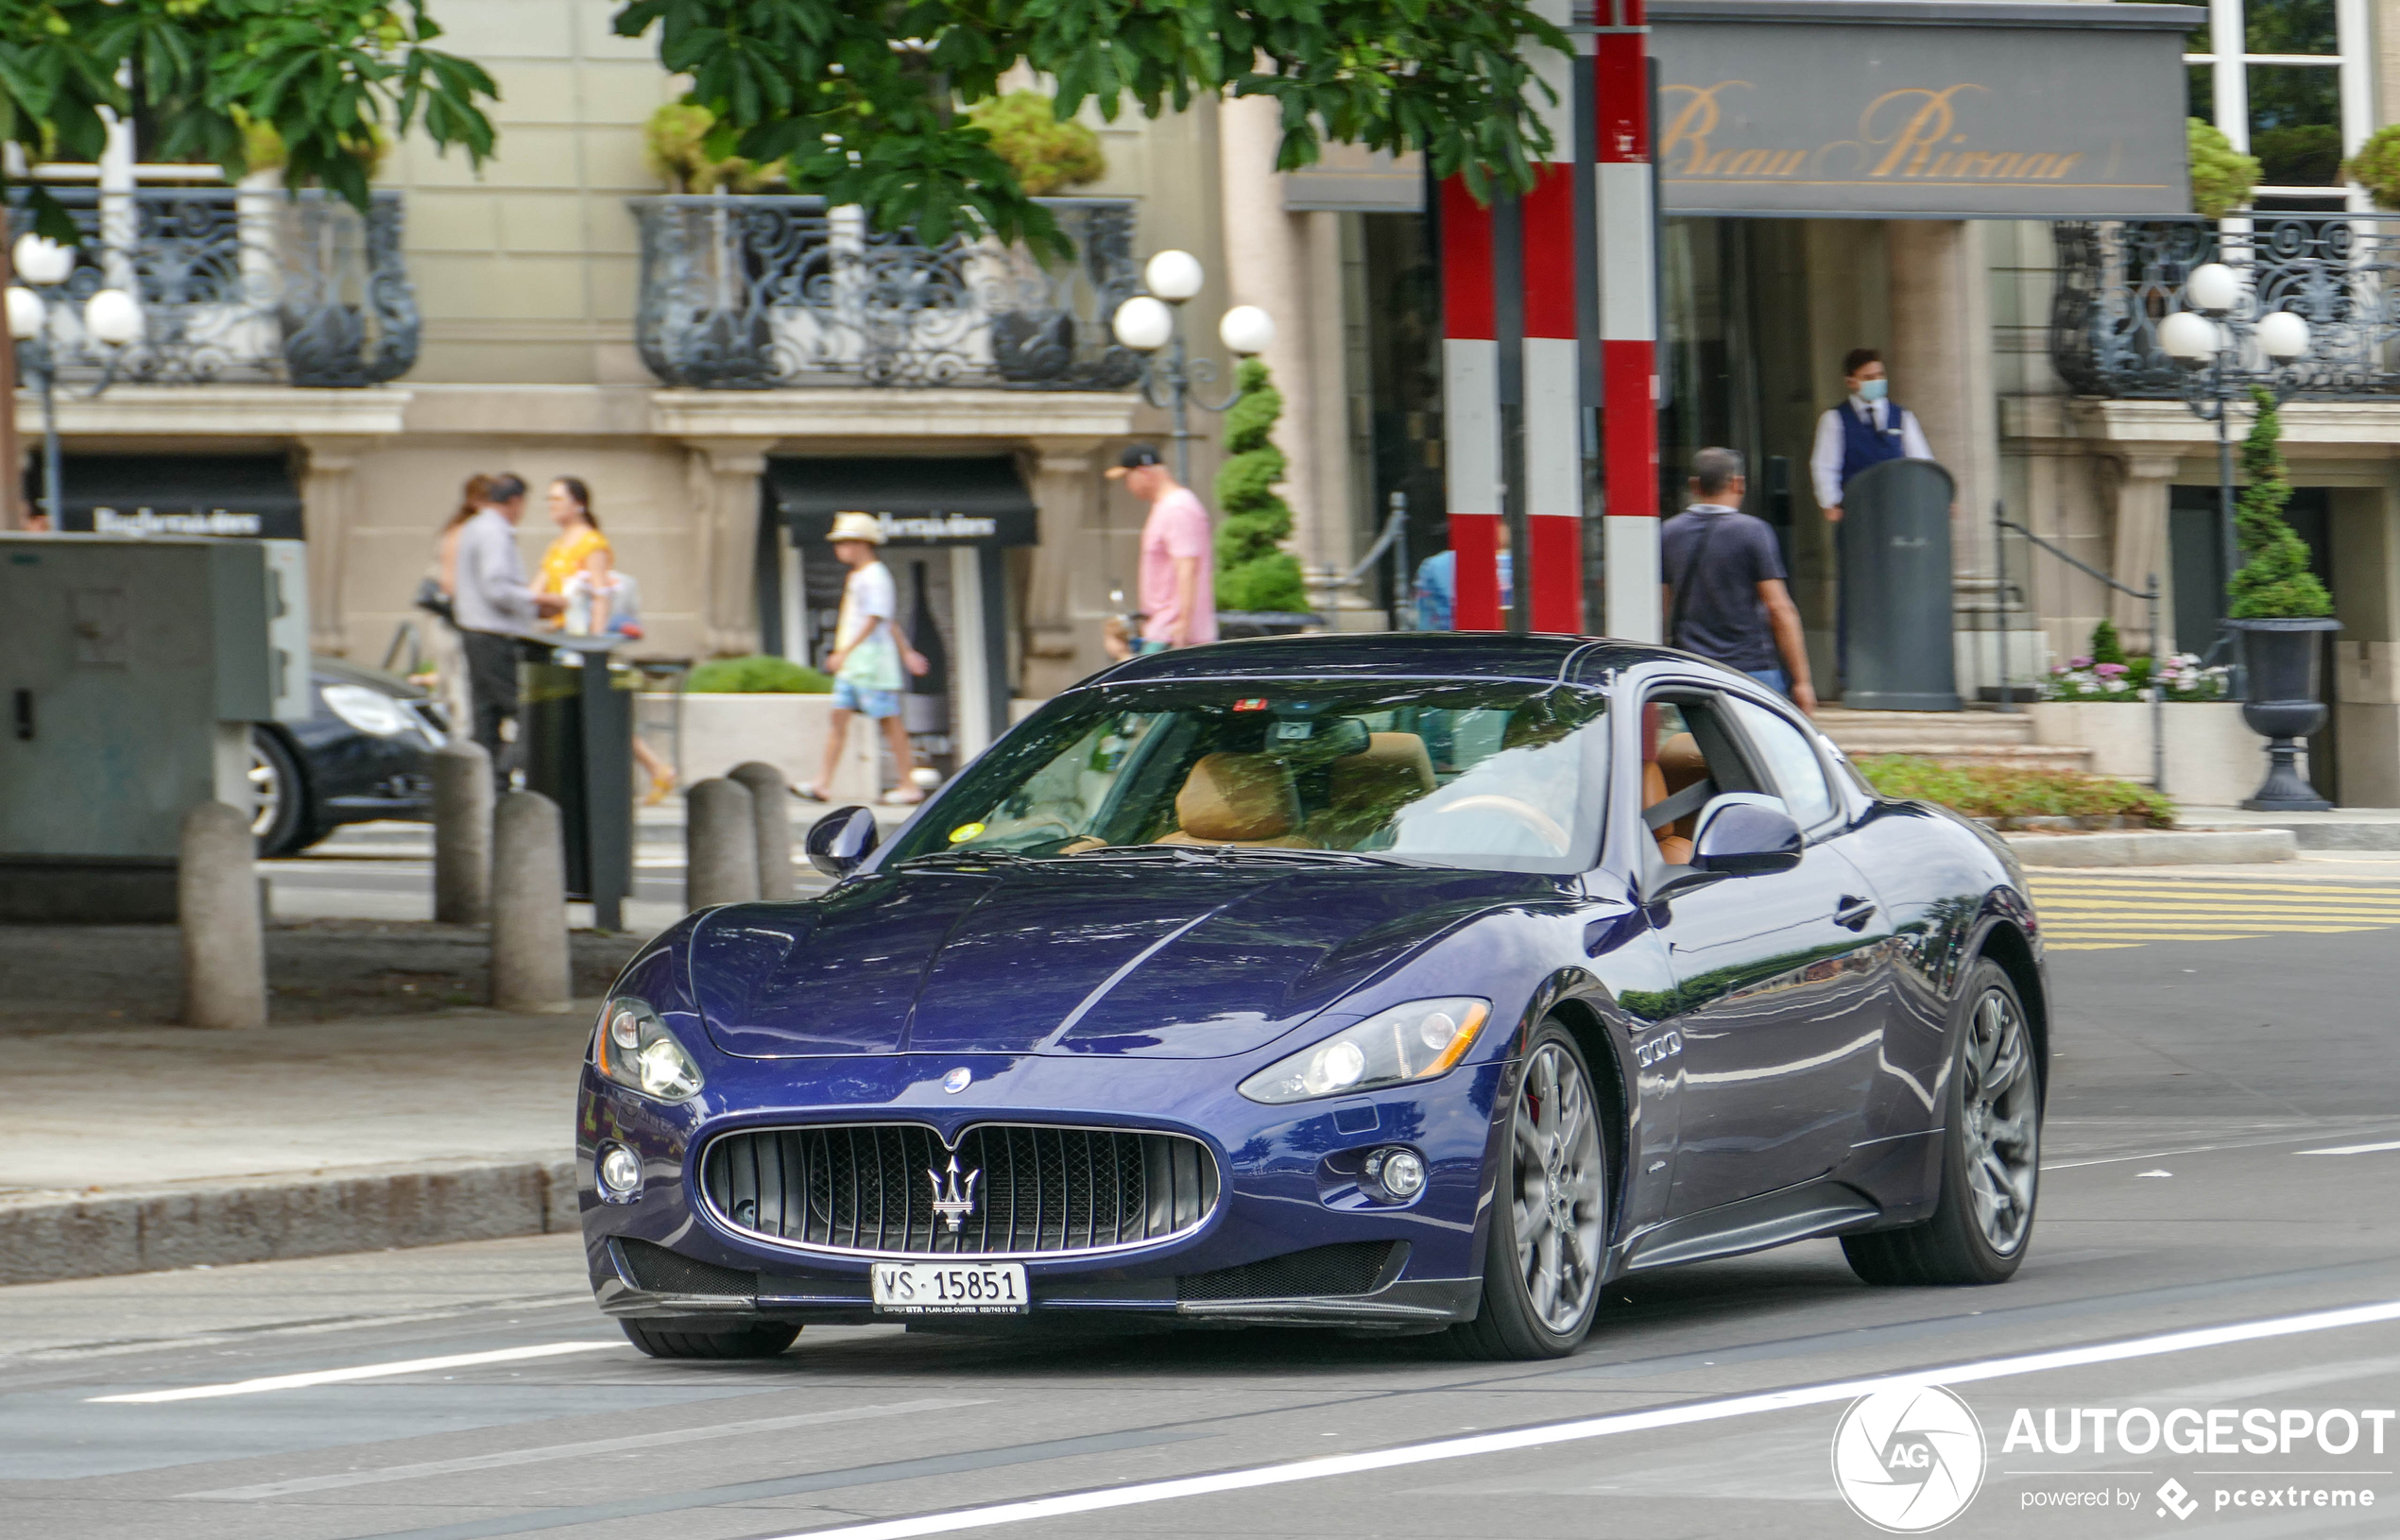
top-left (687, 861), bottom-right (1555, 1059)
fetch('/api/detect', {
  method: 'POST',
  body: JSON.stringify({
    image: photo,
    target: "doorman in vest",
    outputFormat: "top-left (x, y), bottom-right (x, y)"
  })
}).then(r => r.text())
top-left (1809, 348), bottom-right (1936, 690)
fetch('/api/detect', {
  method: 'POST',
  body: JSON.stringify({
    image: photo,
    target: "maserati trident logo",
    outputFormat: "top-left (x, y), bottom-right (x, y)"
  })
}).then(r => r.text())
top-left (942, 1067), bottom-right (972, 1093)
top-left (928, 1155), bottom-right (982, 1234)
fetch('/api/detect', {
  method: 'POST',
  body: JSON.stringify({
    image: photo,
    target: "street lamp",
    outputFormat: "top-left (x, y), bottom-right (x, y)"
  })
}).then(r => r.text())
top-left (2159, 261), bottom-right (2311, 668)
top-left (1108, 249), bottom-right (1275, 484)
top-left (9, 232), bottom-right (142, 526)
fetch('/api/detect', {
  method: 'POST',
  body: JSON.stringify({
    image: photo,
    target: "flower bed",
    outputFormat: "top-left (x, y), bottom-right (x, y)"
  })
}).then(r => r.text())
top-left (1855, 756), bottom-right (2177, 830)
top-left (2042, 651), bottom-right (2230, 703)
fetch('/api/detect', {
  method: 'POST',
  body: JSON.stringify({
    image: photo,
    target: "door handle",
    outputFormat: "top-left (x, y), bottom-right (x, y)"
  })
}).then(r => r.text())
top-left (1834, 896), bottom-right (1877, 932)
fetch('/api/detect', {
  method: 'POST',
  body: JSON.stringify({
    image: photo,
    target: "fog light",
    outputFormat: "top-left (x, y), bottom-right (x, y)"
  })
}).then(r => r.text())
top-left (1364, 1147), bottom-right (1426, 1201)
top-left (597, 1144), bottom-right (643, 1198)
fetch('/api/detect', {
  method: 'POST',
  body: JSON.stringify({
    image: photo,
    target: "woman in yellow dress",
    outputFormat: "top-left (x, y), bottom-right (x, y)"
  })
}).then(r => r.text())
top-left (538, 477), bottom-right (677, 804)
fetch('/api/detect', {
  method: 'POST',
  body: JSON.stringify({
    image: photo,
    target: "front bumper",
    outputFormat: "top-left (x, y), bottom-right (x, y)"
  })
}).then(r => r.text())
top-left (576, 1049), bottom-right (1506, 1333)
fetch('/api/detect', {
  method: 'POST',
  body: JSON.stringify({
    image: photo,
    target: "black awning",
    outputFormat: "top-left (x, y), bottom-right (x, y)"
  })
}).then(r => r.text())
top-left (43, 453), bottom-right (303, 539)
top-left (766, 455), bottom-right (1037, 547)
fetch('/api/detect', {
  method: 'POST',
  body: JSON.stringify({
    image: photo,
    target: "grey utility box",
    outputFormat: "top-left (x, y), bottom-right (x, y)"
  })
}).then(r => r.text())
top-left (1841, 458), bottom-right (1961, 711)
top-left (0, 534), bottom-right (302, 920)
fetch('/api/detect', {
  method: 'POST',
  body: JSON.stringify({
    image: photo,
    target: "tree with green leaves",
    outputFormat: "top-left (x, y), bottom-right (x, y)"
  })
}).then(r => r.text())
top-left (2227, 386), bottom-right (2334, 619)
top-left (609, 0), bottom-right (1568, 254)
top-left (0, 0), bottom-right (498, 237)
top-left (1214, 357), bottom-right (1309, 614)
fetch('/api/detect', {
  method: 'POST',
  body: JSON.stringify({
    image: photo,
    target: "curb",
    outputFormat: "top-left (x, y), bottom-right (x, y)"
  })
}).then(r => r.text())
top-left (2000, 828), bottom-right (2298, 867)
top-left (0, 1156), bottom-right (579, 1288)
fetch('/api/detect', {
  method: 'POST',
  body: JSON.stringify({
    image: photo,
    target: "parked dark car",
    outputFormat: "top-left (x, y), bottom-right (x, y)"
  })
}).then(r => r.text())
top-left (578, 633), bottom-right (2048, 1361)
top-left (250, 657), bottom-right (447, 856)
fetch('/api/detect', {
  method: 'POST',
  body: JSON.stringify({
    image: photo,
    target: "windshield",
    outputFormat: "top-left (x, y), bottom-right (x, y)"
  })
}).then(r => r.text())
top-left (882, 679), bottom-right (1608, 876)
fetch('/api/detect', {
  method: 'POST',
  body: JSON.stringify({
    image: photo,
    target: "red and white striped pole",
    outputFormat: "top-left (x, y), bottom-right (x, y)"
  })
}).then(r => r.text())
top-left (1439, 179), bottom-right (1503, 631)
top-left (1520, 0), bottom-right (1584, 634)
top-left (1593, 0), bottom-right (1660, 642)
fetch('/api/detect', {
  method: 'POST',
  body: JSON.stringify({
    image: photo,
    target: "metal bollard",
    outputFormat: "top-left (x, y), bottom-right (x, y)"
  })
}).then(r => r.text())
top-left (728, 760), bottom-right (795, 900)
top-left (686, 778), bottom-right (760, 909)
top-left (489, 790), bottom-right (573, 1014)
top-left (180, 800), bottom-right (266, 1029)
top-left (431, 739), bottom-right (493, 924)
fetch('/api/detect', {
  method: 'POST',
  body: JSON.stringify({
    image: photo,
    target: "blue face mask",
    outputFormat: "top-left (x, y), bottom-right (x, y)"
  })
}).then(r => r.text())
top-left (1859, 378), bottom-right (1889, 402)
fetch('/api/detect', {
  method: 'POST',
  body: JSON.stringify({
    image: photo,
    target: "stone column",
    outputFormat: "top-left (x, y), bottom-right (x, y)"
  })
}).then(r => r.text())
top-left (1023, 437), bottom-right (1106, 697)
top-left (1885, 220), bottom-right (2001, 589)
top-left (682, 436), bottom-right (774, 658)
top-left (2110, 454), bottom-right (2181, 652)
top-left (299, 435), bottom-right (375, 658)
top-left (1219, 95), bottom-right (1321, 572)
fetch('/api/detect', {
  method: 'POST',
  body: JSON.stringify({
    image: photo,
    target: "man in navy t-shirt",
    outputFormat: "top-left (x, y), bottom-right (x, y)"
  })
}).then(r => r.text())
top-left (1658, 447), bottom-right (1818, 715)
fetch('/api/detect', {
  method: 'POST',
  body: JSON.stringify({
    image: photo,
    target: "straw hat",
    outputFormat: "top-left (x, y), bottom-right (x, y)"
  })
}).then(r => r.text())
top-left (828, 511), bottom-right (885, 544)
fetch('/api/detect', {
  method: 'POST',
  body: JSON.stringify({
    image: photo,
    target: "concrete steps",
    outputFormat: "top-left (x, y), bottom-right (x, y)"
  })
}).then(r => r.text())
top-left (1815, 708), bottom-right (2094, 773)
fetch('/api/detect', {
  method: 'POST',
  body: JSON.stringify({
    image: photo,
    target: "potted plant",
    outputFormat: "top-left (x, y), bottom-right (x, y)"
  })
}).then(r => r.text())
top-left (1211, 357), bottom-right (1319, 637)
top-left (2224, 386), bottom-right (2339, 810)
top-left (2026, 620), bottom-right (2255, 804)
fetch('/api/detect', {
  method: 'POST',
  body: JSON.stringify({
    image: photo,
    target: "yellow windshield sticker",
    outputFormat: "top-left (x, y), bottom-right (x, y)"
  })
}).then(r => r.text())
top-left (949, 822), bottom-right (986, 844)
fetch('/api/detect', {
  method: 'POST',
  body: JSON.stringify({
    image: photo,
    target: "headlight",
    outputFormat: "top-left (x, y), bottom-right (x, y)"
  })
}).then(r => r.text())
top-left (593, 997), bottom-right (704, 1102)
top-left (1239, 997), bottom-right (1492, 1105)
top-left (321, 683), bottom-right (418, 737)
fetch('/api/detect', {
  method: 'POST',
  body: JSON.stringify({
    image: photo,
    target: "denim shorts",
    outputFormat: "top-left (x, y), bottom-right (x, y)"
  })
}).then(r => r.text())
top-left (831, 679), bottom-right (903, 719)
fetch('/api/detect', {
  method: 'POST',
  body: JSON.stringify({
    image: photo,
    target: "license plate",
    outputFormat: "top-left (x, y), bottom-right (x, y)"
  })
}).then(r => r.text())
top-left (869, 1260), bottom-right (1029, 1315)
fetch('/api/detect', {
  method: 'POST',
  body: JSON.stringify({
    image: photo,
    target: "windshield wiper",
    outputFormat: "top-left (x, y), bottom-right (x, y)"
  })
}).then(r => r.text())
top-left (1068, 845), bottom-right (1410, 868)
top-left (893, 849), bottom-right (1043, 870)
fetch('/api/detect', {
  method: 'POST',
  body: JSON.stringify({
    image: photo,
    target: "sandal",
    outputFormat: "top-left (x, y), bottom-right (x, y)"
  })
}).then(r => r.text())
top-left (880, 787), bottom-right (925, 806)
top-left (643, 767), bottom-right (678, 807)
top-left (792, 781), bottom-right (828, 802)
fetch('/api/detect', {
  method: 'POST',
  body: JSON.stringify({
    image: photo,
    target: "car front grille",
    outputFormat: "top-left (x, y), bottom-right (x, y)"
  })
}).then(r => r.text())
top-left (701, 1123), bottom-right (1220, 1258)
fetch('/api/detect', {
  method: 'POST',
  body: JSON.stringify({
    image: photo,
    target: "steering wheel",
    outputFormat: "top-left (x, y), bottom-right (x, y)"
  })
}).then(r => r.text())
top-left (1434, 795), bottom-right (1571, 853)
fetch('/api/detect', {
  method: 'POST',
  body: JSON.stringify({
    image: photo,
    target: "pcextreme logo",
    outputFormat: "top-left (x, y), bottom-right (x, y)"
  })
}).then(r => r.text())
top-left (1832, 1385), bottom-right (1987, 1532)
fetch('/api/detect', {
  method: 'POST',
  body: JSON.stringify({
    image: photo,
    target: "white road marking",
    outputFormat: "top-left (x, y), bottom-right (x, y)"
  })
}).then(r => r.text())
top-left (2297, 1138), bottom-right (2400, 1155)
top-left (183, 1397), bottom-right (988, 1499)
top-left (747, 1298), bottom-right (2400, 1540)
top-left (87, 1341), bottom-right (616, 1403)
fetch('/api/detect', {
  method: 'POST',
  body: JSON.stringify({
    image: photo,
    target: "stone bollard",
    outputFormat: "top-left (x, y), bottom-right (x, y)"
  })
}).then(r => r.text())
top-left (180, 801), bottom-right (266, 1029)
top-left (728, 761), bottom-right (796, 900)
top-left (489, 790), bottom-right (573, 1014)
top-left (431, 739), bottom-right (494, 924)
top-left (686, 778), bottom-right (761, 910)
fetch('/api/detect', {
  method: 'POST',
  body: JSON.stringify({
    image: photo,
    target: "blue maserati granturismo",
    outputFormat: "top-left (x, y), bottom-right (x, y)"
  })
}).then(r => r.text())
top-left (578, 633), bottom-right (2047, 1360)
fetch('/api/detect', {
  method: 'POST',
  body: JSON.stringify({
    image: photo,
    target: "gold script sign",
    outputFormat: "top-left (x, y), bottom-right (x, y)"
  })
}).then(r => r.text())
top-left (1663, 82), bottom-right (2090, 186)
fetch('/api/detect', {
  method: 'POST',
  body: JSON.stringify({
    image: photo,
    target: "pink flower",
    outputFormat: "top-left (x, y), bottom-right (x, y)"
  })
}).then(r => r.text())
top-left (2068, 656), bottom-right (2094, 669)
top-left (2095, 662), bottom-right (2129, 676)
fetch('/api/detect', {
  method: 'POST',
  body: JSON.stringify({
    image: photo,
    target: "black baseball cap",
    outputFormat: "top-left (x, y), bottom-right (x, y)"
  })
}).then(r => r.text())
top-left (1105, 444), bottom-right (1162, 478)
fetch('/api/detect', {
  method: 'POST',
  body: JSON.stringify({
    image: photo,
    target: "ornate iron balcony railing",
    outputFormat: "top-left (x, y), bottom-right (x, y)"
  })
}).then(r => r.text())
top-left (630, 194), bottom-right (1142, 390)
top-left (2051, 215), bottom-right (2400, 399)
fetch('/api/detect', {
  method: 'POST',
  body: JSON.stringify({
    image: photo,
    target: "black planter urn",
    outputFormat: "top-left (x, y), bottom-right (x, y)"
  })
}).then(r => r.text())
top-left (2228, 616), bottom-right (2341, 812)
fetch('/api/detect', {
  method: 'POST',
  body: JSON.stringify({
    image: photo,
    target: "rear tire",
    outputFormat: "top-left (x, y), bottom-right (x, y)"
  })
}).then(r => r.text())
top-left (249, 728), bottom-right (311, 858)
top-left (1843, 958), bottom-right (2041, 1287)
top-left (619, 1319), bottom-right (799, 1360)
top-left (1447, 1022), bottom-right (1610, 1360)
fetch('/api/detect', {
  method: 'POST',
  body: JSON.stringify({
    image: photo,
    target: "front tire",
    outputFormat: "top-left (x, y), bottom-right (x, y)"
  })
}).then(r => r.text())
top-left (1449, 1022), bottom-right (1610, 1360)
top-left (249, 727), bottom-right (312, 858)
top-left (619, 1319), bottom-right (799, 1360)
top-left (1844, 958), bottom-right (2041, 1287)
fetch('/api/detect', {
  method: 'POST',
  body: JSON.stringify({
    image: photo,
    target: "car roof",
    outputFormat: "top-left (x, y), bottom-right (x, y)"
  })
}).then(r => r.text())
top-left (1074, 631), bottom-right (1681, 691)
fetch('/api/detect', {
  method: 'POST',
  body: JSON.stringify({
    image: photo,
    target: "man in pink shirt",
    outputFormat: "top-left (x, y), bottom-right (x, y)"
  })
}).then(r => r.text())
top-left (1106, 444), bottom-right (1217, 651)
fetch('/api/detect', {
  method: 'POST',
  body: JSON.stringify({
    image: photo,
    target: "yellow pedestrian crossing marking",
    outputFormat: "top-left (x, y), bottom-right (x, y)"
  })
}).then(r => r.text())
top-left (2027, 875), bottom-right (2400, 950)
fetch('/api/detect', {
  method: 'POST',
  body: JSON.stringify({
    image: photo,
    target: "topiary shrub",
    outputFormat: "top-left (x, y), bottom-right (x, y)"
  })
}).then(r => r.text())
top-left (1213, 357), bottom-right (1311, 613)
top-left (2189, 119), bottom-right (2260, 218)
top-left (2343, 123), bottom-right (2400, 210)
top-left (2087, 617), bottom-right (2127, 667)
top-left (962, 92), bottom-right (1106, 197)
top-left (683, 655), bottom-right (832, 693)
top-left (2227, 386), bottom-right (2334, 619)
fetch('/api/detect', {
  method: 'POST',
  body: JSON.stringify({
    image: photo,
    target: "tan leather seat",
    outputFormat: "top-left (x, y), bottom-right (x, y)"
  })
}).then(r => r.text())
top-left (1154, 752), bottom-right (1319, 847)
top-left (1651, 731), bottom-right (1708, 865)
top-left (1311, 732), bottom-right (1435, 846)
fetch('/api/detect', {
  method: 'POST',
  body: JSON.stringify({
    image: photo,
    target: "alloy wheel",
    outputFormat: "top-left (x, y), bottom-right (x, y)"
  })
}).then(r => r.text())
top-left (1509, 1041), bottom-right (1605, 1333)
top-left (249, 737), bottom-right (283, 839)
top-left (1962, 986), bottom-right (2039, 1255)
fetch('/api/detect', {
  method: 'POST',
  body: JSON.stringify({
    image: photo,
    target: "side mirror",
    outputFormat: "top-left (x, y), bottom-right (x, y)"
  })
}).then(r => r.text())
top-left (1689, 793), bottom-right (1804, 876)
top-left (804, 806), bottom-right (880, 877)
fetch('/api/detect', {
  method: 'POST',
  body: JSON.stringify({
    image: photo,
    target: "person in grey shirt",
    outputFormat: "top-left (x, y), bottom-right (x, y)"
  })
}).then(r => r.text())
top-left (451, 474), bottom-right (562, 770)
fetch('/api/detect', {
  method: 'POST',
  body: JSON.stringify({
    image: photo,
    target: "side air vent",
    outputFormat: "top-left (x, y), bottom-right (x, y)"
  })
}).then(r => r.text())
top-left (616, 1237), bottom-right (759, 1297)
top-left (1176, 1241), bottom-right (1400, 1302)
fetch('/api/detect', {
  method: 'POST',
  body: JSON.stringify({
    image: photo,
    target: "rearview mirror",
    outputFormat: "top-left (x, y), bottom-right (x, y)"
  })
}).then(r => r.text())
top-left (1689, 793), bottom-right (1803, 876)
top-left (804, 806), bottom-right (880, 877)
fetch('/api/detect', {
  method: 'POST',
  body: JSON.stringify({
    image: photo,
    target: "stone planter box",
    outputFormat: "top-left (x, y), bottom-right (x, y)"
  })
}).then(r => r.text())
top-left (647, 693), bottom-right (883, 803)
top-left (2020, 701), bottom-right (2285, 809)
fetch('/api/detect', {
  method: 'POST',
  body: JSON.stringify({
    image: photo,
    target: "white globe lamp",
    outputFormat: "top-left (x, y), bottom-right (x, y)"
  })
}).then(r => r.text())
top-left (1218, 304), bottom-right (1276, 357)
top-left (12, 235), bottom-right (72, 288)
top-left (5, 287), bottom-right (43, 341)
top-left (1142, 249), bottom-right (1206, 303)
top-left (2186, 261), bottom-right (2240, 316)
top-left (1110, 295), bottom-right (1174, 353)
top-left (83, 288), bottom-right (142, 348)
top-left (2255, 309), bottom-right (2310, 365)
top-left (2157, 309), bottom-right (2225, 367)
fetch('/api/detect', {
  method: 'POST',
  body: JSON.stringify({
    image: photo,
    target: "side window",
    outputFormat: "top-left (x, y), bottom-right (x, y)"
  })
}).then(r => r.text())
top-left (1723, 695), bottom-right (1838, 830)
top-left (1635, 694), bottom-right (1764, 867)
